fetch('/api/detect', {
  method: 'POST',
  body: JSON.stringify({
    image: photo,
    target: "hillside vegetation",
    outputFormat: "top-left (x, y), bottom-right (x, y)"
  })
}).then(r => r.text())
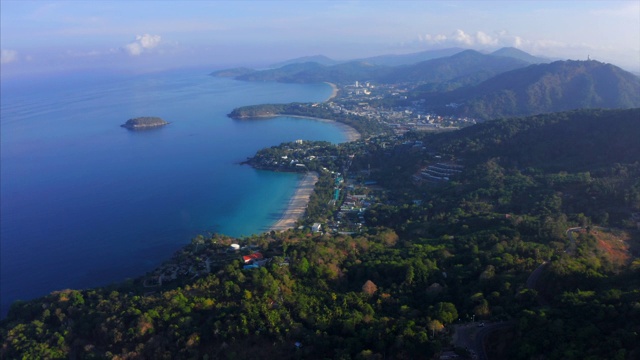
top-left (228, 103), bottom-right (389, 138)
top-left (2, 109), bottom-right (639, 359)
top-left (220, 50), bottom-right (531, 87)
top-left (426, 108), bottom-right (640, 171)
top-left (214, 49), bottom-right (640, 121)
top-left (419, 60), bottom-right (640, 119)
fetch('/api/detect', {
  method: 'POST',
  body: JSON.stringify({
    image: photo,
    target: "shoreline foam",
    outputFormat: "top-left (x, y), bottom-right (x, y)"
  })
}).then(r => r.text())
top-left (269, 172), bottom-right (319, 232)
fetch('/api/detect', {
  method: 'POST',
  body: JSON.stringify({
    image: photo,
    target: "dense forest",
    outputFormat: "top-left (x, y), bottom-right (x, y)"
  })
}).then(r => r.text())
top-left (2, 109), bottom-right (639, 359)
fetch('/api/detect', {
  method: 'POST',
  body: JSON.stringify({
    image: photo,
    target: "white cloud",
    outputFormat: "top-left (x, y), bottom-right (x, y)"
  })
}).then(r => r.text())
top-left (512, 36), bottom-right (524, 48)
top-left (1, 49), bottom-right (19, 64)
top-left (414, 28), bottom-right (633, 66)
top-left (589, 2), bottom-right (640, 19)
top-left (476, 31), bottom-right (498, 46)
top-left (123, 34), bottom-right (161, 56)
top-left (420, 34), bottom-right (447, 44)
top-left (452, 29), bottom-right (474, 45)
top-left (418, 29), bottom-right (543, 51)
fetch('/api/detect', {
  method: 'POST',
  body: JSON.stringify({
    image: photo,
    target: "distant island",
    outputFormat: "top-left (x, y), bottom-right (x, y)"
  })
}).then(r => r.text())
top-left (121, 116), bottom-right (168, 129)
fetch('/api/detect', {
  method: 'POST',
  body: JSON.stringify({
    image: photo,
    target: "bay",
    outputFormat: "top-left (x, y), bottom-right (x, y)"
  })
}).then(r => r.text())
top-left (0, 68), bottom-right (347, 316)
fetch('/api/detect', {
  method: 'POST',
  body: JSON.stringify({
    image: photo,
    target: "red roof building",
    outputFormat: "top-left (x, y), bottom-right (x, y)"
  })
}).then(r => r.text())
top-left (242, 252), bottom-right (264, 264)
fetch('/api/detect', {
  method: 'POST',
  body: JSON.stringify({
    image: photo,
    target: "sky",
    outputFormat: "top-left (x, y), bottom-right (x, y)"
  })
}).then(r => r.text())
top-left (1, 0), bottom-right (639, 78)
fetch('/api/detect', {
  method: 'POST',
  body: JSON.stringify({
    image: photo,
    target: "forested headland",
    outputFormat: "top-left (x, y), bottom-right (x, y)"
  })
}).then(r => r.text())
top-left (228, 102), bottom-right (389, 138)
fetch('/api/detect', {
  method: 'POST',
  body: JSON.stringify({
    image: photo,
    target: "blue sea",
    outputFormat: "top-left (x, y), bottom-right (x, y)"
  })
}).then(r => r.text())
top-left (0, 68), bottom-right (347, 317)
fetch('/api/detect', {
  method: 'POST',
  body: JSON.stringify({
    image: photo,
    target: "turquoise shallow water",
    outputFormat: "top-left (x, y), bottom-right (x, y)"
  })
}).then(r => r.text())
top-left (0, 69), bottom-right (346, 316)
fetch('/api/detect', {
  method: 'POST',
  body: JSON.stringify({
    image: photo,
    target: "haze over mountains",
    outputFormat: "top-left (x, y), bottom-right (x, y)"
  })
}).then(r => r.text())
top-left (212, 47), bottom-right (640, 120)
top-left (420, 60), bottom-right (640, 119)
top-left (376, 49), bottom-right (532, 85)
top-left (270, 47), bottom-right (478, 68)
top-left (212, 47), bottom-right (550, 85)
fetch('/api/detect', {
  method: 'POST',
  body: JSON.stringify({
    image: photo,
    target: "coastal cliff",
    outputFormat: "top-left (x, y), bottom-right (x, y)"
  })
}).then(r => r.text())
top-left (121, 117), bottom-right (168, 129)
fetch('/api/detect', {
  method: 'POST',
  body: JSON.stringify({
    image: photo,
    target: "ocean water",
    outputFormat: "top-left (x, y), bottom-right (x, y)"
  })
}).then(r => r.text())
top-left (0, 68), bottom-right (346, 316)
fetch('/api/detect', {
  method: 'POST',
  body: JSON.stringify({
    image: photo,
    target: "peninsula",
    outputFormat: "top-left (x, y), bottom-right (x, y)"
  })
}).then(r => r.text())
top-left (121, 116), bottom-right (168, 129)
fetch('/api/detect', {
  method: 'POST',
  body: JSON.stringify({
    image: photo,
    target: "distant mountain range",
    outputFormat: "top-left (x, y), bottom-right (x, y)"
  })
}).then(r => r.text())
top-left (211, 47), bottom-right (551, 82)
top-left (380, 49), bottom-right (531, 87)
top-left (489, 47), bottom-right (549, 64)
top-left (234, 61), bottom-right (381, 84)
top-left (352, 47), bottom-right (469, 67)
top-left (269, 55), bottom-right (340, 68)
top-left (265, 47), bottom-right (549, 69)
top-left (213, 49), bottom-right (542, 87)
top-left (210, 47), bottom-right (639, 120)
top-left (266, 48), bottom-right (468, 69)
top-left (419, 60), bottom-right (640, 119)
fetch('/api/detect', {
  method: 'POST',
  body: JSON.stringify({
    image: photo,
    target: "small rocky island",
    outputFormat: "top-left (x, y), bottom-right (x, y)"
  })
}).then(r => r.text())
top-left (121, 116), bottom-right (169, 130)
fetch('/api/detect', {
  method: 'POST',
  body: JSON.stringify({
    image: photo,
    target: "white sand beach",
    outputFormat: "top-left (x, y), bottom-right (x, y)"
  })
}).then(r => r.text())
top-left (325, 82), bottom-right (339, 101)
top-left (269, 172), bottom-right (319, 232)
top-left (283, 115), bottom-right (361, 142)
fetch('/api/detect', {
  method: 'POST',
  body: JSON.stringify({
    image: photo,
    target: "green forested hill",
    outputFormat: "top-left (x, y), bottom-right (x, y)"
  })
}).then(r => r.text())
top-left (420, 60), bottom-right (640, 119)
top-left (2, 109), bottom-right (639, 359)
top-left (354, 47), bottom-right (466, 66)
top-left (227, 102), bottom-right (389, 137)
top-left (226, 50), bottom-right (529, 86)
top-left (269, 55), bottom-right (340, 68)
top-left (490, 47), bottom-right (550, 64)
top-left (379, 49), bottom-right (529, 85)
top-left (266, 48), bottom-right (468, 69)
top-left (426, 108), bottom-right (640, 171)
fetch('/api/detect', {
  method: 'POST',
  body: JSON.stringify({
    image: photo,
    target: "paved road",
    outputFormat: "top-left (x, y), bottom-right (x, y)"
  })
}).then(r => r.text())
top-left (525, 261), bottom-right (547, 289)
top-left (453, 322), bottom-right (513, 360)
top-left (526, 226), bottom-right (587, 305)
top-left (526, 227), bottom-right (582, 295)
top-left (474, 322), bottom-right (514, 360)
top-left (566, 227), bottom-right (582, 255)
top-left (566, 226), bottom-right (610, 255)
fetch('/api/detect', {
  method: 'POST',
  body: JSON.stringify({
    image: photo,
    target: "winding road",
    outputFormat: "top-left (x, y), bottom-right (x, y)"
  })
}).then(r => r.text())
top-left (452, 321), bottom-right (513, 360)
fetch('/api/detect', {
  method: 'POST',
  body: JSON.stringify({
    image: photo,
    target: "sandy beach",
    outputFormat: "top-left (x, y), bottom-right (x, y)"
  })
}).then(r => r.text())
top-left (264, 82), bottom-right (357, 233)
top-left (283, 115), bottom-right (361, 142)
top-left (269, 172), bottom-right (319, 232)
top-left (329, 119), bottom-right (360, 142)
top-left (325, 82), bottom-right (339, 101)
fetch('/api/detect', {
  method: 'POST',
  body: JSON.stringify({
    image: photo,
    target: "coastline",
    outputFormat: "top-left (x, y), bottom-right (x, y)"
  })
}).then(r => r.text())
top-left (324, 82), bottom-right (339, 101)
top-left (269, 172), bottom-right (319, 232)
top-left (258, 82), bottom-right (354, 233)
top-left (260, 82), bottom-right (353, 232)
top-left (1, 74), bottom-right (350, 318)
top-left (234, 114), bottom-right (361, 142)
top-left (281, 115), bottom-right (361, 142)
